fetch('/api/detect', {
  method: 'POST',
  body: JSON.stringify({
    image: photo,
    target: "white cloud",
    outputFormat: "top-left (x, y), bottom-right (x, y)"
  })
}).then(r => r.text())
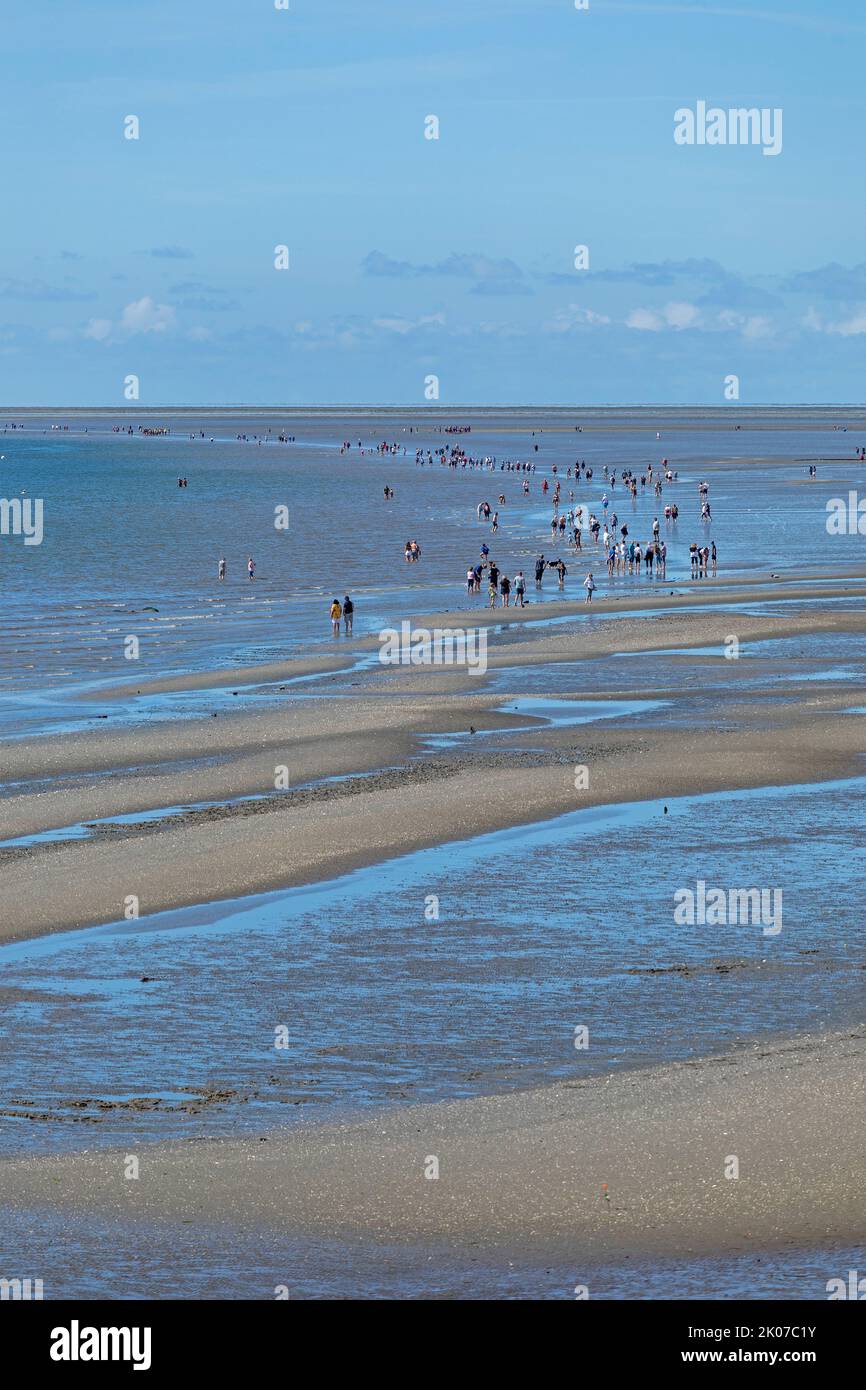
top-left (545, 303), bottom-right (611, 333)
top-left (120, 297), bottom-right (176, 335)
top-left (664, 300), bottom-right (700, 330)
top-left (799, 303), bottom-right (866, 336)
top-left (81, 297), bottom-right (176, 343)
top-left (626, 302), bottom-right (700, 332)
top-left (373, 317), bottom-right (414, 334)
top-left (718, 309), bottom-right (774, 338)
top-left (742, 315), bottom-right (773, 339)
top-left (828, 306), bottom-right (866, 337)
top-left (626, 307), bottom-right (665, 332)
top-left (478, 319), bottom-right (524, 338)
top-left (371, 312), bottom-right (445, 335)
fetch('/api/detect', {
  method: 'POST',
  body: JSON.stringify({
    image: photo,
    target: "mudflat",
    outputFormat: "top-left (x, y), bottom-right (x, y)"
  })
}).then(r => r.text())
top-left (2, 1028), bottom-right (863, 1267)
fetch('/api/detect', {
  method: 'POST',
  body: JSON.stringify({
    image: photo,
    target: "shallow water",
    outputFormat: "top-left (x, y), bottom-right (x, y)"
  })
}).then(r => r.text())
top-left (0, 793), bottom-right (274, 850)
top-left (6, 584), bottom-right (861, 741)
top-left (1, 417), bottom-right (863, 733)
top-left (480, 624), bottom-right (866, 704)
top-left (1, 775), bottom-right (863, 1158)
top-left (0, 1203), bottom-right (859, 1301)
top-left (421, 695), bottom-right (668, 748)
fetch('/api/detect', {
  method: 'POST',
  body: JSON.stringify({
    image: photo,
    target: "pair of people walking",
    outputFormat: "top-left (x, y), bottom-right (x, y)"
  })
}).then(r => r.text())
top-left (330, 596), bottom-right (354, 635)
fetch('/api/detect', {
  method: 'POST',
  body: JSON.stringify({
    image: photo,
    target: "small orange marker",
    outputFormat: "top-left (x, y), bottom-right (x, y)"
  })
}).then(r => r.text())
top-left (601, 1183), bottom-right (610, 1204)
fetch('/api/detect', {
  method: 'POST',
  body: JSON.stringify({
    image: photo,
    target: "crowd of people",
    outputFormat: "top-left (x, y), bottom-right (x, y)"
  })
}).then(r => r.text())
top-left (207, 429), bottom-right (720, 636)
top-left (459, 453), bottom-right (716, 610)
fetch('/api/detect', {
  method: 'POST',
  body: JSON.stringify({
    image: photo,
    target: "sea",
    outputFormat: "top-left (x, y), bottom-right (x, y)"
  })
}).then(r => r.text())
top-left (1, 406), bottom-right (865, 735)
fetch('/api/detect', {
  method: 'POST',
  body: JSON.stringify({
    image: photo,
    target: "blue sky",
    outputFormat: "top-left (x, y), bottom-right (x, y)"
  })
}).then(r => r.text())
top-left (3, 0), bottom-right (865, 405)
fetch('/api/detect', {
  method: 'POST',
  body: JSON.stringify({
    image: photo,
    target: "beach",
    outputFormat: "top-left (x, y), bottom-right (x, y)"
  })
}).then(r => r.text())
top-left (1, 408), bottom-right (866, 1299)
top-left (3, 1027), bottom-right (865, 1301)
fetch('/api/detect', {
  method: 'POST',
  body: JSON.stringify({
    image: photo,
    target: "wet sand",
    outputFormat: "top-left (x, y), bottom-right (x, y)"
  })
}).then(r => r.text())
top-left (76, 575), bottom-right (866, 701)
top-left (2, 673), bottom-right (864, 943)
top-left (2, 1028), bottom-right (863, 1268)
top-left (3, 578), bottom-right (866, 944)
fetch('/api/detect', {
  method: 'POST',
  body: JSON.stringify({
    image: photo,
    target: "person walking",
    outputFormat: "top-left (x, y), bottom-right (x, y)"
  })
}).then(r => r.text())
top-left (343, 594), bottom-right (354, 635)
top-left (584, 572), bottom-right (596, 604)
top-left (330, 597), bottom-right (342, 635)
